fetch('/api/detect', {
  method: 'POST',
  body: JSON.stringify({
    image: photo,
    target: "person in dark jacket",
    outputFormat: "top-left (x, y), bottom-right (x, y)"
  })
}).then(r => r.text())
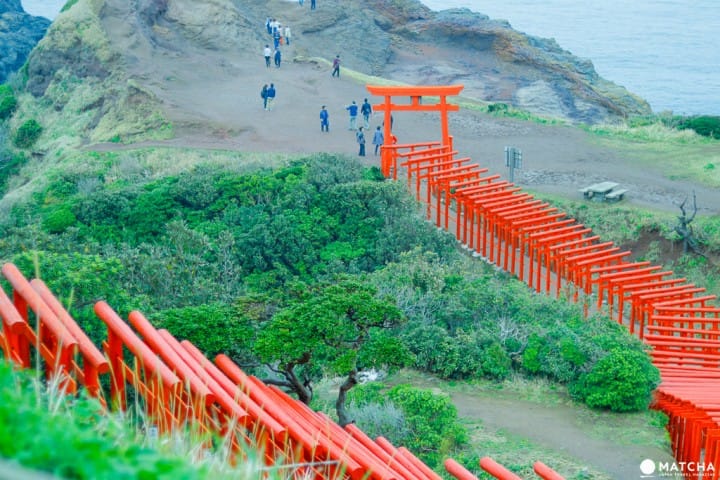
top-left (320, 105), bottom-right (329, 132)
top-left (274, 48), bottom-right (282, 67)
top-left (356, 127), bottom-right (366, 156)
top-left (266, 83), bottom-right (276, 110)
top-left (372, 126), bottom-right (384, 155)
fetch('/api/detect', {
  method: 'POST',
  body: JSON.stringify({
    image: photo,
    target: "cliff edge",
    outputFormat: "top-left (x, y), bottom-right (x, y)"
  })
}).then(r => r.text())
top-left (10, 0), bottom-right (652, 152)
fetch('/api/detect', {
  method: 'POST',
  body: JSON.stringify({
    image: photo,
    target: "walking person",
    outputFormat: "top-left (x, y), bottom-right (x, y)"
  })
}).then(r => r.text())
top-left (273, 29), bottom-right (281, 49)
top-left (274, 48), bottom-right (282, 67)
top-left (356, 127), bottom-right (366, 156)
top-left (266, 83), bottom-right (276, 110)
top-left (331, 55), bottom-right (340, 77)
top-left (261, 84), bottom-right (269, 110)
top-left (346, 101), bottom-right (358, 130)
top-left (284, 25), bottom-right (291, 45)
top-left (361, 98), bottom-right (372, 129)
top-left (299, 0), bottom-right (304, 5)
top-left (263, 44), bottom-right (272, 67)
top-left (320, 105), bottom-right (329, 132)
top-left (372, 126), bottom-right (384, 155)
top-left (311, 0), bottom-right (316, 9)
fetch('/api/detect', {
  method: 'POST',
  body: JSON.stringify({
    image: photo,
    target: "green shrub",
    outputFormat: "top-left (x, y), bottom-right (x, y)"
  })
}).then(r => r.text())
top-left (42, 205), bottom-right (78, 233)
top-left (0, 150), bottom-right (27, 193)
top-left (0, 85), bottom-right (17, 120)
top-left (387, 384), bottom-right (467, 468)
top-left (677, 115), bottom-right (720, 139)
top-left (150, 303), bottom-right (254, 364)
top-left (569, 348), bottom-right (660, 412)
top-left (345, 400), bottom-right (410, 446)
top-left (13, 119), bottom-right (43, 149)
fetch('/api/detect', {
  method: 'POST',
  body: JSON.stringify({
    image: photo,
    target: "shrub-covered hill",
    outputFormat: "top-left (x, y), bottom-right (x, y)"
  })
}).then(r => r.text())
top-left (0, 154), bottom-right (660, 424)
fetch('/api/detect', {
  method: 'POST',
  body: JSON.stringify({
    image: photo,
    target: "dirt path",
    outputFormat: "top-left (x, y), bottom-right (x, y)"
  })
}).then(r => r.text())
top-left (90, 7), bottom-right (720, 216)
top-left (385, 372), bottom-right (674, 480)
top-left (450, 390), bottom-right (672, 479)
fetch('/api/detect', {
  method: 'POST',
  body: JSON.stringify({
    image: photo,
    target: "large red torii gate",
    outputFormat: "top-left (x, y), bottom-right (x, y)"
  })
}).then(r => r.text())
top-left (366, 84), bottom-right (464, 177)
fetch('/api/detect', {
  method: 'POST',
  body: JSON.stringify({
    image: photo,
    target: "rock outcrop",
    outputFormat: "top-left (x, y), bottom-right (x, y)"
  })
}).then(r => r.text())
top-left (13, 0), bottom-right (652, 150)
top-left (0, 0), bottom-right (51, 83)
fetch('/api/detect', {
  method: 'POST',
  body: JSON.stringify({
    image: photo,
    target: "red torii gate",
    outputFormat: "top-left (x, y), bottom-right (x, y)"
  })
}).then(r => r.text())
top-left (366, 85), bottom-right (463, 178)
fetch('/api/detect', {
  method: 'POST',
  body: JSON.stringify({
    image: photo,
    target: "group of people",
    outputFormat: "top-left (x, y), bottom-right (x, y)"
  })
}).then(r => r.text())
top-left (264, 18), bottom-right (291, 69)
top-left (354, 126), bottom-right (384, 157)
top-left (260, 6), bottom-right (388, 156)
top-left (316, 98), bottom-right (384, 156)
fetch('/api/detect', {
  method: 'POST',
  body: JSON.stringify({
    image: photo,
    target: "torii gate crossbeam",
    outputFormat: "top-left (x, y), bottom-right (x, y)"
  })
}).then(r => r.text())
top-left (366, 85), bottom-right (464, 177)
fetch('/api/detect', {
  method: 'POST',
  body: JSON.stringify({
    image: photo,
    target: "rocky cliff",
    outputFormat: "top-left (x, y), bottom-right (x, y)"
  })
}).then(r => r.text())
top-left (0, 0), bottom-right (51, 83)
top-left (10, 0), bottom-right (652, 149)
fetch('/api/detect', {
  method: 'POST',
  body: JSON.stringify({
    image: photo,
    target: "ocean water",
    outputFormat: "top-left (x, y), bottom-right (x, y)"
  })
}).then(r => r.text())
top-left (421, 0), bottom-right (720, 116)
top-left (20, 0), bottom-right (65, 20)
top-left (21, 0), bottom-right (719, 115)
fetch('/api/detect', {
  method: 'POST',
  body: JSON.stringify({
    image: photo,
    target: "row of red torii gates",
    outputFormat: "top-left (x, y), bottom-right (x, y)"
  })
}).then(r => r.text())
top-left (368, 84), bottom-right (720, 480)
top-left (0, 84), bottom-right (717, 480)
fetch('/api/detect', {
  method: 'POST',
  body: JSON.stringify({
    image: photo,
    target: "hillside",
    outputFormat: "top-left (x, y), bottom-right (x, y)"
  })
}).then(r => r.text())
top-left (3, 0), bottom-right (719, 217)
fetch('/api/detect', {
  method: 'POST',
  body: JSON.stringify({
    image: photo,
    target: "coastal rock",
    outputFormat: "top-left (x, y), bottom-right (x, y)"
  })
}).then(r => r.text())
top-left (0, 0), bottom-right (51, 83)
top-left (15, 0), bottom-right (652, 148)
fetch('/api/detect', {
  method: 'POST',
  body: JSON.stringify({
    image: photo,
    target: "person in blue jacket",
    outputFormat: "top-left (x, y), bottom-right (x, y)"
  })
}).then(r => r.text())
top-left (320, 105), bottom-right (329, 132)
top-left (266, 83), bottom-right (276, 110)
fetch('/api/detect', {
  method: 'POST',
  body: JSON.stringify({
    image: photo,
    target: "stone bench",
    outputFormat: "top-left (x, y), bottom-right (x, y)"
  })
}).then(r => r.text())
top-left (605, 188), bottom-right (628, 201)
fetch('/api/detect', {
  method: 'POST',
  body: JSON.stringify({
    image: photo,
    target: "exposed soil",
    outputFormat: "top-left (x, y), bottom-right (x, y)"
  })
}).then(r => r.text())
top-left (385, 372), bottom-right (675, 480)
top-left (88, 13), bottom-right (720, 217)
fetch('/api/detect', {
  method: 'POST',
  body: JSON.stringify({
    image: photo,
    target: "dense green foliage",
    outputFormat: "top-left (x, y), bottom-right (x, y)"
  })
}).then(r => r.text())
top-left (0, 360), bottom-right (217, 479)
top-left (12, 119), bottom-right (43, 149)
top-left (371, 250), bottom-right (660, 411)
top-left (0, 153), bottom-right (659, 414)
top-left (570, 349), bottom-right (661, 411)
top-left (675, 115), bottom-right (720, 139)
top-left (0, 144), bottom-right (28, 195)
top-left (346, 383), bottom-right (467, 469)
top-left (0, 85), bottom-right (17, 120)
top-left (150, 303), bottom-right (254, 364)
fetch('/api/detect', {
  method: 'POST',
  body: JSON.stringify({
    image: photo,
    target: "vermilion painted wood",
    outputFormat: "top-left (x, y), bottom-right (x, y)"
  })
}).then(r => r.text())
top-left (501, 207), bottom-right (560, 272)
top-left (2, 263), bottom-right (78, 390)
top-left (374, 436), bottom-right (434, 480)
top-left (384, 142), bottom-right (444, 179)
top-left (30, 279), bottom-right (108, 400)
top-left (262, 383), bottom-right (388, 480)
top-left (0, 284), bottom-right (33, 366)
top-left (479, 457), bottom-right (522, 480)
top-left (444, 459), bottom-right (478, 480)
top-left (94, 300), bottom-right (181, 432)
top-left (594, 267), bottom-right (668, 313)
top-left (345, 424), bottom-right (423, 480)
top-left (215, 354), bottom-right (347, 475)
top-left (539, 230), bottom-right (597, 295)
top-left (533, 461), bottom-right (566, 480)
top-left (178, 340), bottom-right (289, 453)
top-left (367, 85), bottom-right (463, 166)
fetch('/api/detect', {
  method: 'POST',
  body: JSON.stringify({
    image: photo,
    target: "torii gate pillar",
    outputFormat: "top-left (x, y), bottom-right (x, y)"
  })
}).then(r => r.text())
top-left (366, 85), bottom-right (464, 177)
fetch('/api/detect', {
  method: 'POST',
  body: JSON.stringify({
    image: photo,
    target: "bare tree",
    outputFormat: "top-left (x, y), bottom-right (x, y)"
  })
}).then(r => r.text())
top-left (674, 192), bottom-right (702, 255)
